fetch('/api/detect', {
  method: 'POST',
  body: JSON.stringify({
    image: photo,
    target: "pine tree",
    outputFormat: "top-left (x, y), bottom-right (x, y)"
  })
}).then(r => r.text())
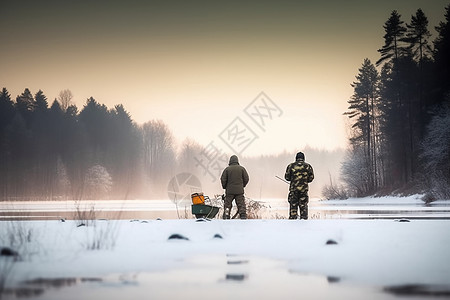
top-left (434, 4), bottom-right (450, 102)
top-left (34, 90), bottom-right (49, 112)
top-left (31, 91), bottom-right (52, 198)
top-left (344, 58), bottom-right (379, 194)
top-left (15, 88), bottom-right (36, 128)
top-left (402, 8), bottom-right (433, 122)
top-left (377, 10), bottom-right (407, 66)
top-left (376, 10), bottom-right (421, 187)
top-left (403, 9), bottom-right (432, 63)
top-left (0, 88), bottom-right (16, 199)
top-left (0, 88), bottom-right (15, 132)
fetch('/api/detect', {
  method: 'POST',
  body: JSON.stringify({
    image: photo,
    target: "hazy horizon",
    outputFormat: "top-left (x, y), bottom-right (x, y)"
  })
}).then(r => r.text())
top-left (2, 0), bottom-right (448, 156)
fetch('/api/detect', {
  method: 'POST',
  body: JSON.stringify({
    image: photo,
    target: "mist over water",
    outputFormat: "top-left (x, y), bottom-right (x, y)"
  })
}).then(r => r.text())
top-left (0, 89), bottom-right (345, 201)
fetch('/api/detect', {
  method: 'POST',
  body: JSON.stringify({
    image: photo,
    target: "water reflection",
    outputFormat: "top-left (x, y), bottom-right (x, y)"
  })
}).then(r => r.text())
top-left (3, 253), bottom-right (450, 300)
top-left (225, 274), bottom-right (247, 281)
top-left (384, 284), bottom-right (450, 297)
top-left (6, 274), bottom-right (450, 300)
top-left (1, 199), bottom-right (450, 221)
top-left (3, 277), bottom-right (103, 300)
top-left (227, 260), bottom-right (249, 265)
top-left (327, 276), bottom-right (341, 284)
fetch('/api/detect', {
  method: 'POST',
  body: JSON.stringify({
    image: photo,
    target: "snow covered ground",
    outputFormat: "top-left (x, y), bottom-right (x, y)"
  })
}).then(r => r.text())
top-left (1, 196), bottom-right (450, 300)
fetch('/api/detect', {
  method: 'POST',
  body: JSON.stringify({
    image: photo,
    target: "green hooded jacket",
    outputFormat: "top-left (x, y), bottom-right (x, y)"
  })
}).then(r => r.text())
top-left (221, 155), bottom-right (249, 195)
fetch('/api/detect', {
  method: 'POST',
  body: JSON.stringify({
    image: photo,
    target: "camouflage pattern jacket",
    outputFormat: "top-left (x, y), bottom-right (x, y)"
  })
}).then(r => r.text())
top-left (284, 158), bottom-right (314, 193)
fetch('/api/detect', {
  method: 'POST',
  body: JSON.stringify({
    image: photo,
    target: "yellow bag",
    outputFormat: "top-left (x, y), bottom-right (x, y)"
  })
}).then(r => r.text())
top-left (191, 193), bottom-right (205, 205)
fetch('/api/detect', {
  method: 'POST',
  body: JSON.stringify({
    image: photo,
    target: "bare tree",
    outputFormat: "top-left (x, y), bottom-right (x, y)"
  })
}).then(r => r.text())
top-left (142, 120), bottom-right (176, 176)
top-left (177, 138), bottom-right (203, 175)
top-left (58, 89), bottom-right (73, 112)
top-left (141, 120), bottom-right (176, 197)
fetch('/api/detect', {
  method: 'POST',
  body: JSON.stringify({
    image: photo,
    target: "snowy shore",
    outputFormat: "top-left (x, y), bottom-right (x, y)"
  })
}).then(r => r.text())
top-left (1, 214), bottom-right (450, 299)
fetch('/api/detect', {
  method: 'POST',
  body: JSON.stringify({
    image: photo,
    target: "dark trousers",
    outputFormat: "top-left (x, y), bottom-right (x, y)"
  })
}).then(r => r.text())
top-left (223, 193), bottom-right (247, 219)
top-left (288, 190), bottom-right (309, 219)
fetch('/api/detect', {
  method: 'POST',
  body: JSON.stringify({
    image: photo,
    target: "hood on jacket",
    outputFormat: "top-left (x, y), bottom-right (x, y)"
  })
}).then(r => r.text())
top-left (229, 155), bottom-right (239, 165)
top-left (296, 152), bottom-right (305, 160)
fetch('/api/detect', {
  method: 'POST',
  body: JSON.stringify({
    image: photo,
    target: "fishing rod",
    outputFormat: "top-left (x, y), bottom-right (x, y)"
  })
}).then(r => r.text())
top-left (275, 175), bottom-right (289, 184)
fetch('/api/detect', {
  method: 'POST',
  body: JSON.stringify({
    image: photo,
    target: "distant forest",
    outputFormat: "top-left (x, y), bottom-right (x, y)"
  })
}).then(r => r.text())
top-left (0, 88), bottom-right (343, 201)
top-left (2, 5), bottom-right (449, 202)
top-left (339, 5), bottom-right (450, 200)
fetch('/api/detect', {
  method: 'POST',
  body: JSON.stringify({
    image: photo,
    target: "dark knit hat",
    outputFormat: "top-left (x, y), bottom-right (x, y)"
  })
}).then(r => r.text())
top-left (296, 152), bottom-right (305, 160)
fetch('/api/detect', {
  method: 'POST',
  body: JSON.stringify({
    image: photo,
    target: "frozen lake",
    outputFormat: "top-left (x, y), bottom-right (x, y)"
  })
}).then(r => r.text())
top-left (1, 195), bottom-right (449, 300)
top-left (1, 196), bottom-right (450, 220)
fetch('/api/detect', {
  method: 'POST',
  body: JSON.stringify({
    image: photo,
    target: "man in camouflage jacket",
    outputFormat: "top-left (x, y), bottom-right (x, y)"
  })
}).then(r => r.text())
top-left (284, 152), bottom-right (314, 219)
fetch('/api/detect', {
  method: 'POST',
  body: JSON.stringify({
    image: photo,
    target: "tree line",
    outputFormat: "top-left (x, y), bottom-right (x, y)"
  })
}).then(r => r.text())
top-left (342, 5), bottom-right (450, 200)
top-left (0, 89), bottom-right (180, 200)
top-left (0, 88), bottom-right (343, 201)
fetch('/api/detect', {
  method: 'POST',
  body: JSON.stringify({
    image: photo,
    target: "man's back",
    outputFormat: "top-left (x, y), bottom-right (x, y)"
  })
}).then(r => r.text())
top-left (285, 159), bottom-right (314, 193)
top-left (221, 155), bottom-right (249, 195)
top-left (221, 155), bottom-right (249, 219)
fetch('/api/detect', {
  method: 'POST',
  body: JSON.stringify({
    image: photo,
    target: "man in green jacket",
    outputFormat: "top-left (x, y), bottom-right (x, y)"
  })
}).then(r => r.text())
top-left (220, 155), bottom-right (249, 219)
top-left (285, 151), bottom-right (314, 219)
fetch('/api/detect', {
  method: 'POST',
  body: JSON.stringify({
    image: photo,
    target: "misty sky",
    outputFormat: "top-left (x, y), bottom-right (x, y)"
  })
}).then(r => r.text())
top-left (1, 0), bottom-right (448, 156)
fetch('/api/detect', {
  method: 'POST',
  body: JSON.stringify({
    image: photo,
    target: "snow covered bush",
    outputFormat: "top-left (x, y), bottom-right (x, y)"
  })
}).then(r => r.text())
top-left (211, 195), bottom-right (266, 219)
top-left (322, 174), bottom-right (348, 200)
top-left (341, 147), bottom-right (371, 197)
top-left (72, 164), bottom-right (112, 225)
top-left (55, 156), bottom-right (70, 198)
top-left (84, 164), bottom-right (112, 199)
top-left (246, 198), bottom-right (266, 219)
top-left (421, 102), bottom-right (450, 201)
top-left (322, 182), bottom-right (348, 200)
